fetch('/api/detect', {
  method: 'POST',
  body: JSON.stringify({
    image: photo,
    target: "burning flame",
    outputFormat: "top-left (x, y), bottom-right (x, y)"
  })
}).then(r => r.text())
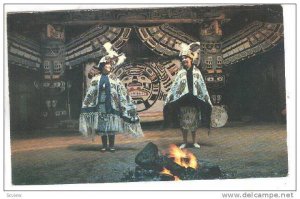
top-left (160, 167), bottom-right (172, 176)
top-left (168, 144), bottom-right (198, 169)
top-left (160, 145), bottom-right (198, 181)
top-left (174, 176), bottom-right (181, 181)
top-left (160, 167), bottom-right (181, 181)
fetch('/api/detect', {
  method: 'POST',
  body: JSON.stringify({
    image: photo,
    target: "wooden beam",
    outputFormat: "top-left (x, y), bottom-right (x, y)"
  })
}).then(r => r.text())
top-left (44, 18), bottom-right (206, 26)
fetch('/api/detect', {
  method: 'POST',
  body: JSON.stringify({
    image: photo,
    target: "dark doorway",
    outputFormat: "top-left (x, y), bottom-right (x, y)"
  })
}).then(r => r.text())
top-left (67, 66), bottom-right (84, 119)
top-left (8, 65), bottom-right (42, 131)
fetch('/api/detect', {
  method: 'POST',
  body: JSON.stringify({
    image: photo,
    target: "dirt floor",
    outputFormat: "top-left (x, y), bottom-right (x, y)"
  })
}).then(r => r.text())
top-left (9, 122), bottom-right (288, 185)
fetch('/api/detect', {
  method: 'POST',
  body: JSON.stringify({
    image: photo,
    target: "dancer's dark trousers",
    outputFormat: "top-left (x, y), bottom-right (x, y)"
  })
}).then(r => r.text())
top-left (101, 135), bottom-right (115, 148)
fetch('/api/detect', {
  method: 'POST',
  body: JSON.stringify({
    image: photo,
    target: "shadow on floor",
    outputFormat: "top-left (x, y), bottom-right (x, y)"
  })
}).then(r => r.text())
top-left (67, 144), bottom-right (138, 152)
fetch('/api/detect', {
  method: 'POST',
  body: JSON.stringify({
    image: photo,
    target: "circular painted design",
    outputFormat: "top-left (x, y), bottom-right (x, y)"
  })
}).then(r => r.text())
top-left (113, 64), bottom-right (161, 112)
top-left (211, 105), bottom-right (228, 128)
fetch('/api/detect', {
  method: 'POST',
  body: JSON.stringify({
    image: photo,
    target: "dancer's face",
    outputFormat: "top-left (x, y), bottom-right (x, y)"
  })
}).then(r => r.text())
top-left (102, 63), bottom-right (112, 75)
top-left (181, 55), bottom-right (193, 70)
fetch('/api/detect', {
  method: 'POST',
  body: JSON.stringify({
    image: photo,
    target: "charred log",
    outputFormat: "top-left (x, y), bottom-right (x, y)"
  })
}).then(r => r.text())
top-left (135, 142), bottom-right (161, 170)
top-left (122, 142), bottom-right (223, 182)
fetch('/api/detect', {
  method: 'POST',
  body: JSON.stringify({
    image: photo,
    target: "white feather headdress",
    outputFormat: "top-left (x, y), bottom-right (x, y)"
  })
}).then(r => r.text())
top-left (179, 42), bottom-right (201, 66)
top-left (98, 42), bottom-right (126, 68)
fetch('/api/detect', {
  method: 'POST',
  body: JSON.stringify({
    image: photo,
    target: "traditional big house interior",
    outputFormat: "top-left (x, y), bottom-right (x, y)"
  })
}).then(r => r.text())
top-left (7, 5), bottom-right (285, 131)
top-left (7, 5), bottom-right (288, 185)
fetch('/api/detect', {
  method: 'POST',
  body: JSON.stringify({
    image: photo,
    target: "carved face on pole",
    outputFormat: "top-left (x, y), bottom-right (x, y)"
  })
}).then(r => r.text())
top-left (181, 55), bottom-right (193, 70)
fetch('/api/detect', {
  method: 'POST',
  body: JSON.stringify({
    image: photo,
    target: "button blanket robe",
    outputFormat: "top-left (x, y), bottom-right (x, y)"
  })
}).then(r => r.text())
top-left (79, 73), bottom-right (143, 139)
top-left (163, 66), bottom-right (213, 129)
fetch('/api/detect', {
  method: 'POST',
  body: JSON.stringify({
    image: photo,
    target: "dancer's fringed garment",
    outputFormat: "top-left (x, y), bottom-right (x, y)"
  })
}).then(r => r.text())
top-left (164, 67), bottom-right (213, 129)
top-left (79, 73), bottom-right (143, 139)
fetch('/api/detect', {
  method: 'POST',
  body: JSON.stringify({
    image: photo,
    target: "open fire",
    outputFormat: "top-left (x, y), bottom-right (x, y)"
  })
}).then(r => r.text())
top-left (168, 144), bottom-right (198, 169)
top-left (160, 167), bottom-right (181, 181)
top-left (121, 142), bottom-right (222, 182)
top-left (160, 144), bottom-right (198, 181)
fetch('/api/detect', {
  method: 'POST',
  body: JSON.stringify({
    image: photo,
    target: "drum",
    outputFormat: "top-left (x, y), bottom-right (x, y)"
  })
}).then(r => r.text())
top-left (211, 105), bottom-right (228, 127)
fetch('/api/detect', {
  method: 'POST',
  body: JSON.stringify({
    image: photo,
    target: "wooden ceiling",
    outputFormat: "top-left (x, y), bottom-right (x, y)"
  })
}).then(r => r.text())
top-left (6, 4), bottom-right (283, 60)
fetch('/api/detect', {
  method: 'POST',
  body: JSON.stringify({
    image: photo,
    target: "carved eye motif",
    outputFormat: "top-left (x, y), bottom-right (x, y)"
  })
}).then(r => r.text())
top-left (217, 76), bottom-right (223, 81)
top-left (206, 76), bottom-right (214, 82)
top-left (217, 56), bottom-right (223, 65)
top-left (44, 61), bottom-right (50, 70)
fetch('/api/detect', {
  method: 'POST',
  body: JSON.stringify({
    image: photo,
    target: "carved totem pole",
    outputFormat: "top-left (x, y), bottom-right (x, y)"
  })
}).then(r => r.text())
top-left (199, 19), bottom-right (229, 127)
top-left (40, 25), bottom-right (69, 125)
